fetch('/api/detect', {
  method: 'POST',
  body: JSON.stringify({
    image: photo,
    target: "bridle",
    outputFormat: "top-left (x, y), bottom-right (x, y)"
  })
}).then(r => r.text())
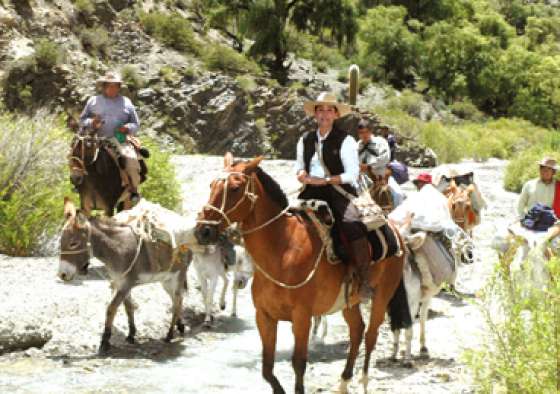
top-left (197, 171), bottom-right (290, 235)
top-left (60, 220), bottom-right (93, 257)
top-left (68, 133), bottom-right (103, 178)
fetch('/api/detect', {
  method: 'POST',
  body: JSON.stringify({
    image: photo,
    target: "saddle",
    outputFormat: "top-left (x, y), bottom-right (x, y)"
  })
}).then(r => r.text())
top-left (291, 199), bottom-right (401, 265)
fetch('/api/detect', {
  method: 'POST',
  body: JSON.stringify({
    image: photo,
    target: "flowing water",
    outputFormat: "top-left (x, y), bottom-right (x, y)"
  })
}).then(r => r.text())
top-left (0, 156), bottom-right (517, 393)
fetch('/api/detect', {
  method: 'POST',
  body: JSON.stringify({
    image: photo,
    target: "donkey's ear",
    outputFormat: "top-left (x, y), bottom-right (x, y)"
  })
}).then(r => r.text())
top-left (64, 197), bottom-right (76, 220)
top-left (243, 156), bottom-right (264, 174)
top-left (224, 152), bottom-right (234, 169)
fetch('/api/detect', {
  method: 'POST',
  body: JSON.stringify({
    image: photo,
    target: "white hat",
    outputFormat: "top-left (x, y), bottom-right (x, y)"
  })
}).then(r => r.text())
top-left (303, 92), bottom-right (352, 117)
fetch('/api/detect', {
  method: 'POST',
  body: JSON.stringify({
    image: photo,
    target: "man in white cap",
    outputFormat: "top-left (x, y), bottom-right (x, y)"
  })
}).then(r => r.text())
top-left (79, 71), bottom-right (143, 202)
top-left (517, 157), bottom-right (559, 217)
top-left (295, 92), bottom-right (374, 299)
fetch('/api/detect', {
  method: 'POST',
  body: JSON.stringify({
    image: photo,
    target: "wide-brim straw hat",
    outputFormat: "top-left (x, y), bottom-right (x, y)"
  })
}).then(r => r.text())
top-left (303, 92), bottom-right (352, 117)
top-left (96, 71), bottom-right (124, 89)
top-left (537, 157), bottom-right (559, 171)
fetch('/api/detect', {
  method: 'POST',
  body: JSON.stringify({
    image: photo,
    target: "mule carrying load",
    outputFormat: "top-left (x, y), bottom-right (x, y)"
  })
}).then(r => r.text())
top-left (58, 198), bottom-right (200, 353)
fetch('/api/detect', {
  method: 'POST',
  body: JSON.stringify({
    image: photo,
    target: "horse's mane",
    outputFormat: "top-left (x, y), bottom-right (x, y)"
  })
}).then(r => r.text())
top-left (254, 167), bottom-right (289, 209)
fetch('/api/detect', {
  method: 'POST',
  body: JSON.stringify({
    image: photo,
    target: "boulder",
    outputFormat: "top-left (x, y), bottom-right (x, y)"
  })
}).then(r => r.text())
top-left (0, 318), bottom-right (52, 355)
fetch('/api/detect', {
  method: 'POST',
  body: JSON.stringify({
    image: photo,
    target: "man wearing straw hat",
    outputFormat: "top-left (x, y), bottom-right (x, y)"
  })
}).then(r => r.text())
top-left (295, 92), bottom-right (374, 299)
top-left (79, 71), bottom-right (143, 202)
top-left (517, 157), bottom-right (560, 218)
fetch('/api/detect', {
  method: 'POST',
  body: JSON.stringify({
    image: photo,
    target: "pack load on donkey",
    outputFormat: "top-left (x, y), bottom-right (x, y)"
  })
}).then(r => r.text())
top-left (58, 198), bottom-right (201, 352)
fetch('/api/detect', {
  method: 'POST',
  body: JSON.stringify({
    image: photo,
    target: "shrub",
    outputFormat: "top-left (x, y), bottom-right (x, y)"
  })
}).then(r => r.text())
top-left (383, 89), bottom-right (426, 118)
top-left (80, 27), bottom-right (111, 57)
top-left (33, 38), bottom-right (64, 69)
top-left (159, 65), bottom-right (179, 84)
top-left (140, 11), bottom-right (201, 55)
top-left (450, 100), bottom-right (485, 121)
top-left (140, 137), bottom-right (182, 212)
top-left (235, 75), bottom-right (258, 93)
top-left (0, 112), bottom-right (71, 256)
top-left (72, 0), bottom-right (94, 15)
top-left (203, 44), bottom-right (261, 75)
top-left (121, 65), bottom-right (145, 91)
top-left (464, 256), bottom-right (559, 393)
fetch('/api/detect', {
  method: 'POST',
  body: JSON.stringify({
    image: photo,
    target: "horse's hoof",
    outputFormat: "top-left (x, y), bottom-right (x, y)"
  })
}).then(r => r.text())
top-left (419, 347), bottom-right (430, 359)
top-left (220, 303), bottom-right (226, 311)
top-left (98, 342), bottom-right (111, 355)
top-left (402, 359), bottom-right (415, 368)
top-left (126, 336), bottom-right (135, 344)
top-left (177, 322), bottom-right (185, 335)
top-left (231, 312), bottom-right (237, 318)
top-left (164, 334), bottom-right (174, 343)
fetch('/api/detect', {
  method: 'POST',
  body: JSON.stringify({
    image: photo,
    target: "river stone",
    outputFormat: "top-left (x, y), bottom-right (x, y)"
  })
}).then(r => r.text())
top-left (0, 318), bottom-right (52, 355)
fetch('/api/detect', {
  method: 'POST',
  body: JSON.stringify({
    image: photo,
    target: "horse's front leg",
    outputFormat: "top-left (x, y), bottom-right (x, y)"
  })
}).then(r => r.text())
top-left (340, 305), bottom-right (364, 393)
top-left (256, 308), bottom-right (284, 394)
top-left (219, 272), bottom-right (228, 311)
top-left (204, 276), bottom-right (218, 326)
top-left (232, 281), bottom-right (239, 317)
top-left (100, 284), bottom-right (131, 354)
top-left (292, 311), bottom-right (312, 394)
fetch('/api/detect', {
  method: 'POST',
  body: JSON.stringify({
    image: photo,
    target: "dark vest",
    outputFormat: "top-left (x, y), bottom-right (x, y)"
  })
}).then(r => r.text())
top-left (302, 127), bottom-right (356, 196)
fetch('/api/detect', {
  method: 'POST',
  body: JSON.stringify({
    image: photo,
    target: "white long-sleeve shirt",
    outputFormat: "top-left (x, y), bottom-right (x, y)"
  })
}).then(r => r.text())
top-left (295, 130), bottom-right (360, 185)
top-left (358, 136), bottom-right (390, 177)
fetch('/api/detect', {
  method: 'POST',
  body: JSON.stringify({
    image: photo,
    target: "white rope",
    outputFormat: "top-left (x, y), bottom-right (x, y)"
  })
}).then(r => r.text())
top-left (252, 243), bottom-right (326, 290)
top-left (241, 205), bottom-right (291, 235)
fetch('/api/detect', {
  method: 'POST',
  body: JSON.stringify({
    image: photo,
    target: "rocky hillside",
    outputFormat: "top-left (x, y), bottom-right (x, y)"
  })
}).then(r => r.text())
top-left (0, 0), bottom-right (436, 165)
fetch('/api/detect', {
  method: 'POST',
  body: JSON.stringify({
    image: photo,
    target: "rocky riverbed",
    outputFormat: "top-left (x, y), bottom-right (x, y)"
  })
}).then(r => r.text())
top-left (0, 156), bottom-right (516, 393)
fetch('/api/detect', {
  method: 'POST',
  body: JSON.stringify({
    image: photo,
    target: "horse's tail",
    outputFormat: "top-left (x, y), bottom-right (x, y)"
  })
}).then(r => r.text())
top-left (387, 278), bottom-right (412, 331)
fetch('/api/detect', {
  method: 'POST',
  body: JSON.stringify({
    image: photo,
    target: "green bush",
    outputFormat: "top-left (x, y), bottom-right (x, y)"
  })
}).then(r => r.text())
top-left (72, 0), bottom-right (94, 15)
top-left (0, 112), bottom-right (71, 256)
top-left (504, 146), bottom-right (560, 193)
top-left (140, 137), bottom-right (182, 212)
top-left (80, 27), bottom-right (111, 57)
top-left (384, 89), bottom-right (426, 118)
top-left (140, 11), bottom-right (201, 55)
top-left (449, 100), bottom-right (484, 121)
top-left (203, 44), bottom-right (261, 75)
top-left (464, 256), bottom-right (559, 393)
top-left (121, 65), bottom-right (145, 91)
top-left (33, 38), bottom-right (64, 69)
top-left (235, 75), bottom-right (258, 93)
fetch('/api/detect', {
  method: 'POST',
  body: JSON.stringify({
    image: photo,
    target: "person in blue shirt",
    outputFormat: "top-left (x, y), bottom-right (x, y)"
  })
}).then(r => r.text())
top-left (80, 71), bottom-right (143, 202)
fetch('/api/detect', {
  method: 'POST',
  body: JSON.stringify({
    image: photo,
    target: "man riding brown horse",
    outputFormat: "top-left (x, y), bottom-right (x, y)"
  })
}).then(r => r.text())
top-left (295, 92), bottom-right (374, 299)
top-left (78, 71), bottom-right (147, 204)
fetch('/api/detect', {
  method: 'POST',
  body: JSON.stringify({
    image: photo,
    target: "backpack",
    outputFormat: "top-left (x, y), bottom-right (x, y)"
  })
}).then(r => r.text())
top-left (521, 203), bottom-right (558, 232)
top-left (388, 161), bottom-right (409, 185)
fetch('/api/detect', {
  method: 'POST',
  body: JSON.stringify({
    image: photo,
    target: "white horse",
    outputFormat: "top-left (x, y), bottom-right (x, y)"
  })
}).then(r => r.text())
top-left (193, 244), bottom-right (253, 326)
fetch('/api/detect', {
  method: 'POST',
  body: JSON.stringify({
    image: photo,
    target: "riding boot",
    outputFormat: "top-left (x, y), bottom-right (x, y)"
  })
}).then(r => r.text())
top-left (350, 238), bottom-right (374, 300)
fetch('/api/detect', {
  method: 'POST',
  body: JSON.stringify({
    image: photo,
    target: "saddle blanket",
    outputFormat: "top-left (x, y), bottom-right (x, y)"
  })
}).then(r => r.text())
top-left (368, 224), bottom-right (400, 262)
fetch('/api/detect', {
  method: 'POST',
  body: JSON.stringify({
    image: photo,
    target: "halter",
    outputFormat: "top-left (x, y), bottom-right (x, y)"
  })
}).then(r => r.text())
top-left (60, 220), bottom-right (93, 257)
top-left (59, 218), bottom-right (144, 278)
top-left (68, 133), bottom-right (103, 177)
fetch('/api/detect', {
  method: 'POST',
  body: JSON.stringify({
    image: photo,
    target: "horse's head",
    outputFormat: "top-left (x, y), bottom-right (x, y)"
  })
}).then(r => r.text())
top-left (58, 197), bottom-right (92, 281)
top-left (447, 184), bottom-right (477, 231)
top-left (195, 153), bottom-right (263, 245)
top-left (69, 128), bottom-right (102, 187)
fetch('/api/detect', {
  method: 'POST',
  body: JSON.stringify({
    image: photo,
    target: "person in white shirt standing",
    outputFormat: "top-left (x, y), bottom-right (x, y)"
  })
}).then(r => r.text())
top-left (295, 92), bottom-right (374, 299)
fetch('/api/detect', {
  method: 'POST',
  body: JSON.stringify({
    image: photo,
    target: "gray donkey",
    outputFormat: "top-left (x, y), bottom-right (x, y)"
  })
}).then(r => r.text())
top-left (58, 198), bottom-right (196, 353)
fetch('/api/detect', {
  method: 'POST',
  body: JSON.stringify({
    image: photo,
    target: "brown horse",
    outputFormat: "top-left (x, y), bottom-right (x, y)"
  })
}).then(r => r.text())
top-left (195, 153), bottom-right (405, 394)
top-left (68, 126), bottom-right (128, 216)
top-left (445, 182), bottom-right (481, 235)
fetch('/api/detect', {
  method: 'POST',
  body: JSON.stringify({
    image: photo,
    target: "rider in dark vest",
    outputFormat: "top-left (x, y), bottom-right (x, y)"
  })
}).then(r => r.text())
top-left (295, 92), bottom-right (374, 299)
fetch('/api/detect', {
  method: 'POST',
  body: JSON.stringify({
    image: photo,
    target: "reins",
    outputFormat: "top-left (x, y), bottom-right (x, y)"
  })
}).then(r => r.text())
top-left (199, 170), bottom-right (327, 289)
top-left (68, 134), bottom-right (103, 176)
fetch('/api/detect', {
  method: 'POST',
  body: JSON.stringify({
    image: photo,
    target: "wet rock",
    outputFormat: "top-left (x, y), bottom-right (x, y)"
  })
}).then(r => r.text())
top-left (0, 319), bottom-right (52, 355)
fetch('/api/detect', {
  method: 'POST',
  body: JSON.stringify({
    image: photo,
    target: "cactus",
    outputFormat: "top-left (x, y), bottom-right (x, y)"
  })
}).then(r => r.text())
top-left (348, 64), bottom-right (359, 106)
